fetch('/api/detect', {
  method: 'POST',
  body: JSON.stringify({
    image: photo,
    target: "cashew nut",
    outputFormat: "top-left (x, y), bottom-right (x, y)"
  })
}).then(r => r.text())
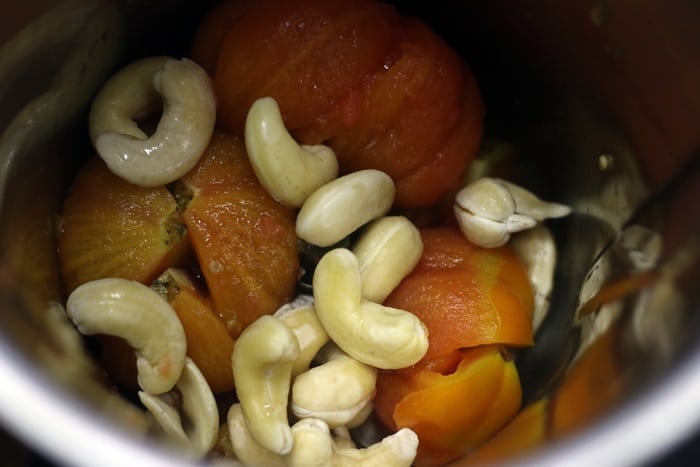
top-left (273, 297), bottom-right (329, 378)
top-left (312, 248), bottom-right (429, 369)
top-left (297, 170), bottom-right (395, 247)
top-left (291, 344), bottom-right (377, 428)
top-left (353, 216), bottom-right (423, 303)
top-left (66, 277), bottom-right (186, 394)
top-left (245, 97), bottom-right (338, 208)
top-left (332, 427), bottom-right (357, 450)
top-left (454, 177), bottom-right (571, 248)
top-left (287, 418), bottom-right (418, 467)
top-left (89, 56), bottom-right (216, 187)
top-left (138, 358), bottom-right (219, 456)
top-left (334, 427), bottom-right (418, 467)
top-left (231, 315), bottom-right (299, 455)
top-left (287, 418), bottom-right (334, 467)
top-left (510, 225), bottom-right (558, 331)
top-left (227, 404), bottom-right (286, 467)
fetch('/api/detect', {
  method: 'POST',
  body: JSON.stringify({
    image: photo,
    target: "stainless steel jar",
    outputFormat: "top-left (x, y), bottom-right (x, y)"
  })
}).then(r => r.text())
top-left (0, 1), bottom-right (698, 466)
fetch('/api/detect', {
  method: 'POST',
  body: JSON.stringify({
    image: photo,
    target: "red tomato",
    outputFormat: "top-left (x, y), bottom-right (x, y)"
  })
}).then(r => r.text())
top-left (385, 227), bottom-right (534, 364)
top-left (204, 0), bottom-right (484, 208)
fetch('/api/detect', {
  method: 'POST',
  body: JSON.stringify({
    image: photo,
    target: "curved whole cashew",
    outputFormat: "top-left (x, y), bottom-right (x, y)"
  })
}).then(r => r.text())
top-left (297, 169), bottom-right (395, 247)
top-left (89, 56), bottom-right (216, 187)
top-left (312, 248), bottom-right (429, 369)
top-left (245, 97), bottom-right (338, 208)
top-left (291, 344), bottom-right (377, 428)
top-left (227, 404), bottom-right (285, 467)
top-left (273, 298), bottom-right (329, 378)
top-left (454, 177), bottom-right (571, 248)
top-left (353, 216), bottom-right (423, 303)
top-left (66, 277), bottom-right (186, 394)
top-left (231, 315), bottom-right (299, 455)
top-left (287, 418), bottom-right (418, 467)
top-left (138, 358), bottom-right (219, 456)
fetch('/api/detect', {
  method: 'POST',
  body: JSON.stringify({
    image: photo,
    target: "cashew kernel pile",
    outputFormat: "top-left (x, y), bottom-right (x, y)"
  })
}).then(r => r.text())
top-left (66, 56), bottom-right (571, 466)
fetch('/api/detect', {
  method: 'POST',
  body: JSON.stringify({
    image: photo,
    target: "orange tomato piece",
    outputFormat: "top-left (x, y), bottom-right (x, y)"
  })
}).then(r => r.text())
top-left (165, 271), bottom-right (236, 393)
top-left (57, 156), bottom-right (190, 293)
top-left (181, 131), bottom-right (299, 337)
top-left (205, 0), bottom-right (484, 208)
top-left (304, 18), bottom-right (482, 207)
top-left (375, 346), bottom-right (522, 466)
top-left (385, 227), bottom-right (534, 362)
top-left (214, 0), bottom-right (399, 133)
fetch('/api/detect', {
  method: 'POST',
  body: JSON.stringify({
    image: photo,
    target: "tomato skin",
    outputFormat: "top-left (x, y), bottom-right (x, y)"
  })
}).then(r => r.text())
top-left (375, 346), bottom-right (522, 466)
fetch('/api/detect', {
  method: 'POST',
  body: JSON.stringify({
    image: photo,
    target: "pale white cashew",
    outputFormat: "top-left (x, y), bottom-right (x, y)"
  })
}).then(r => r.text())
top-left (312, 248), bottom-right (429, 369)
top-left (227, 404), bottom-right (285, 467)
top-left (273, 298), bottom-right (329, 378)
top-left (231, 315), bottom-right (299, 455)
top-left (454, 177), bottom-right (571, 248)
top-left (287, 418), bottom-right (418, 467)
top-left (89, 56), bottom-right (216, 187)
top-left (291, 344), bottom-right (377, 428)
top-left (353, 216), bottom-right (423, 303)
top-left (66, 277), bottom-right (186, 394)
top-left (510, 225), bottom-right (557, 332)
top-left (297, 169), bottom-right (395, 247)
top-left (138, 358), bottom-right (219, 457)
top-left (245, 97), bottom-right (338, 208)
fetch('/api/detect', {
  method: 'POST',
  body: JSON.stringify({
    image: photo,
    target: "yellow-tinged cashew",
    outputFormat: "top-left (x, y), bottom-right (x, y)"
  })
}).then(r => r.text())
top-left (312, 248), bottom-right (429, 369)
top-left (138, 358), bottom-right (219, 457)
top-left (454, 177), bottom-right (571, 248)
top-left (245, 97), bottom-right (338, 208)
top-left (227, 404), bottom-right (285, 467)
top-left (291, 344), bottom-right (377, 428)
top-left (287, 418), bottom-right (334, 467)
top-left (297, 170), bottom-right (395, 247)
top-left (287, 418), bottom-right (418, 467)
top-left (273, 298), bottom-right (329, 378)
top-left (66, 278), bottom-right (186, 394)
top-left (89, 56), bottom-right (216, 187)
top-left (332, 427), bottom-right (357, 450)
top-left (353, 216), bottom-right (423, 303)
top-left (334, 428), bottom-right (418, 467)
top-left (231, 315), bottom-right (299, 455)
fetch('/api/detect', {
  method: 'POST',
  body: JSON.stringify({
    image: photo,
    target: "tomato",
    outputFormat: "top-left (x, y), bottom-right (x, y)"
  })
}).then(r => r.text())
top-left (204, 0), bottom-right (484, 208)
top-left (385, 227), bottom-right (534, 364)
top-left (181, 131), bottom-right (299, 337)
top-left (214, 0), bottom-right (399, 133)
top-left (373, 227), bottom-right (533, 464)
top-left (375, 346), bottom-right (522, 466)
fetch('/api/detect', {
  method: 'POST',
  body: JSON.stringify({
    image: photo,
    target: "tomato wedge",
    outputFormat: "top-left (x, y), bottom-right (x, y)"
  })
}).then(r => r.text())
top-left (375, 346), bottom-right (522, 466)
